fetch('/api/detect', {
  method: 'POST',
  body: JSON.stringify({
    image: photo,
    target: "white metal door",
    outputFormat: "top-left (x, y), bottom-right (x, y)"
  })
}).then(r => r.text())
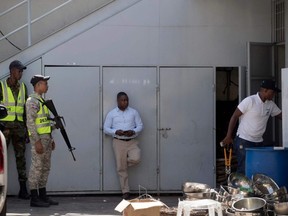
top-left (102, 67), bottom-right (157, 192)
top-left (247, 42), bottom-right (274, 94)
top-left (45, 66), bottom-right (101, 192)
top-left (248, 42), bottom-right (275, 144)
top-left (282, 68), bottom-right (288, 147)
top-left (159, 67), bottom-right (215, 190)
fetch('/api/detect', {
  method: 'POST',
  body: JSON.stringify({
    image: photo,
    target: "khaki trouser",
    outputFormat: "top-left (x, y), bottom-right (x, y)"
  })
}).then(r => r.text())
top-left (29, 136), bottom-right (53, 190)
top-left (113, 138), bottom-right (141, 193)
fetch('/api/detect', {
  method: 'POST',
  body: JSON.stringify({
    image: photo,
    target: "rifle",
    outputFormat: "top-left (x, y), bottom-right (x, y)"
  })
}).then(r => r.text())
top-left (43, 99), bottom-right (76, 161)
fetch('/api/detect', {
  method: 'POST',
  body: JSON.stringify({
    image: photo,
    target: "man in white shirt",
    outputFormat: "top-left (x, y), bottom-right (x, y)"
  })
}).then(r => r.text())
top-left (221, 79), bottom-right (282, 174)
top-left (104, 92), bottom-right (143, 199)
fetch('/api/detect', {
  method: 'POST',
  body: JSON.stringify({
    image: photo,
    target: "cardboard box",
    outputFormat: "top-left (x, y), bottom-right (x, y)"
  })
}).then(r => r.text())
top-left (115, 198), bottom-right (165, 216)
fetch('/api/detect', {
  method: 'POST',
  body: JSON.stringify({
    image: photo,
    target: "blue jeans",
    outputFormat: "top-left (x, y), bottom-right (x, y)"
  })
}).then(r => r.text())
top-left (233, 136), bottom-right (263, 174)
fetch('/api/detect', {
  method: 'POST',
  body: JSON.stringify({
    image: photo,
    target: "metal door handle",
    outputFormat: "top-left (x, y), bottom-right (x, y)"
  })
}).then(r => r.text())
top-left (158, 128), bottom-right (171, 139)
top-left (157, 128), bottom-right (171, 131)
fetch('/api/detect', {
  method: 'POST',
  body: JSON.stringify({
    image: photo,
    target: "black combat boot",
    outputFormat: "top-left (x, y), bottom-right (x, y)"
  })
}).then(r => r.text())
top-left (30, 189), bottom-right (50, 207)
top-left (39, 187), bottom-right (59, 205)
top-left (18, 181), bottom-right (30, 199)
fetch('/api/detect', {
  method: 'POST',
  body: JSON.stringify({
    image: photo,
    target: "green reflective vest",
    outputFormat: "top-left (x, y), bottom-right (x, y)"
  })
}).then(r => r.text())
top-left (0, 80), bottom-right (26, 122)
top-left (34, 97), bottom-right (51, 135)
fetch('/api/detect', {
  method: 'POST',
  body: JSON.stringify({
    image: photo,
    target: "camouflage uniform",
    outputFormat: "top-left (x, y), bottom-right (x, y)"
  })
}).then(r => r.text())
top-left (26, 93), bottom-right (53, 190)
top-left (0, 80), bottom-right (28, 182)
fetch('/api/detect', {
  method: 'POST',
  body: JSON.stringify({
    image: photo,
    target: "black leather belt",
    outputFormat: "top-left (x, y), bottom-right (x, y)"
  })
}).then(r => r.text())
top-left (114, 137), bottom-right (133, 142)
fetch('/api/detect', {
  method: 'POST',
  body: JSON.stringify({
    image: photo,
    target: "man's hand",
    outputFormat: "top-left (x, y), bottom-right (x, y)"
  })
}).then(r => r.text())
top-left (35, 140), bottom-right (44, 154)
top-left (220, 136), bottom-right (233, 147)
top-left (51, 141), bottom-right (55, 151)
top-left (25, 129), bottom-right (30, 143)
top-left (124, 130), bottom-right (135, 137)
top-left (3, 129), bottom-right (9, 137)
top-left (115, 130), bottom-right (125, 136)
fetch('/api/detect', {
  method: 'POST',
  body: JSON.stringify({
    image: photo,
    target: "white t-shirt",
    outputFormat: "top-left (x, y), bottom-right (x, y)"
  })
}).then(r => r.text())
top-left (237, 93), bottom-right (281, 142)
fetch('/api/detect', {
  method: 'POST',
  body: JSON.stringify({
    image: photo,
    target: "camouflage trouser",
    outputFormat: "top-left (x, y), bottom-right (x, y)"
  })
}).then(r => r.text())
top-left (3, 127), bottom-right (28, 182)
top-left (29, 136), bottom-right (53, 190)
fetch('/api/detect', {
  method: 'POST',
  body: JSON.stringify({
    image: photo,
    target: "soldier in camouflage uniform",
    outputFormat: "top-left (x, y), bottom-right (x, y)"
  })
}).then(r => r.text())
top-left (26, 75), bottom-right (58, 207)
top-left (0, 60), bottom-right (29, 199)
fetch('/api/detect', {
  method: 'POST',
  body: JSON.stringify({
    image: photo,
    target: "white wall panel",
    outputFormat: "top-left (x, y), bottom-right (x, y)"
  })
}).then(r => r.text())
top-left (103, 0), bottom-right (159, 26)
top-left (42, 0), bottom-right (271, 67)
top-left (282, 68), bottom-right (288, 147)
top-left (159, 26), bottom-right (248, 66)
top-left (159, 0), bottom-right (270, 27)
top-left (43, 26), bottom-right (159, 66)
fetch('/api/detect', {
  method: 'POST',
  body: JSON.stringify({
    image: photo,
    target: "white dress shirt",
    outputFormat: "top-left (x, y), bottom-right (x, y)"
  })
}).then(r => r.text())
top-left (104, 106), bottom-right (143, 139)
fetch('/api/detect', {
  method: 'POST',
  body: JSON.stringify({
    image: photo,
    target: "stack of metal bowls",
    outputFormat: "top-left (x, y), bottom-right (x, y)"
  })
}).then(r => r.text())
top-left (266, 187), bottom-right (288, 203)
top-left (182, 182), bottom-right (212, 200)
top-left (252, 174), bottom-right (280, 198)
top-left (220, 185), bottom-right (241, 196)
top-left (252, 173), bottom-right (288, 215)
top-left (228, 173), bottom-right (255, 197)
top-left (218, 185), bottom-right (241, 208)
top-left (252, 173), bottom-right (288, 203)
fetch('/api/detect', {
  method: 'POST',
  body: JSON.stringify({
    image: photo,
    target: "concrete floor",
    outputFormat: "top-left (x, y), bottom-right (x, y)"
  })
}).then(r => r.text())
top-left (7, 194), bottom-right (181, 216)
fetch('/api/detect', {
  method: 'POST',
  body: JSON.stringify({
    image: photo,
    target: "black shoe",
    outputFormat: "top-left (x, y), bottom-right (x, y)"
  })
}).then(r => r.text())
top-left (30, 198), bottom-right (50, 207)
top-left (18, 190), bottom-right (30, 200)
top-left (30, 189), bottom-right (50, 207)
top-left (122, 192), bottom-right (130, 200)
top-left (18, 181), bottom-right (30, 200)
top-left (39, 187), bottom-right (59, 205)
top-left (41, 197), bottom-right (59, 205)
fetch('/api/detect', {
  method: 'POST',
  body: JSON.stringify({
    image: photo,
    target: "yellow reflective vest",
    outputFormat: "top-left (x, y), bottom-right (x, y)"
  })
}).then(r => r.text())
top-left (32, 96), bottom-right (51, 135)
top-left (0, 80), bottom-right (26, 122)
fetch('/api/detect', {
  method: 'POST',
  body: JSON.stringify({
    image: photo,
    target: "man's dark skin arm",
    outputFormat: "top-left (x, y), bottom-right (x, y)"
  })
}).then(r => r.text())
top-left (276, 112), bottom-right (282, 120)
top-left (221, 108), bottom-right (243, 146)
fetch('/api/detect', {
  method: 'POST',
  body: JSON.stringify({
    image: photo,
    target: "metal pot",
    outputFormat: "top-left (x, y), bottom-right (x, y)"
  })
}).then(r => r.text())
top-left (226, 207), bottom-right (263, 216)
top-left (220, 185), bottom-right (241, 196)
top-left (234, 211), bottom-right (263, 216)
top-left (184, 192), bottom-right (212, 200)
top-left (182, 182), bottom-right (210, 193)
top-left (265, 186), bottom-right (287, 200)
top-left (228, 173), bottom-right (254, 197)
top-left (226, 208), bottom-right (235, 216)
top-left (232, 197), bottom-right (266, 212)
top-left (252, 174), bottom-right (279, 197)
top-left (266, 193), bottom-right (288, 203)
top-left (274, 202), bottom-right (288, 215)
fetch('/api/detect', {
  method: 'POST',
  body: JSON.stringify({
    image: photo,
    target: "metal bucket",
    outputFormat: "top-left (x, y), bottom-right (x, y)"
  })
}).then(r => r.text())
top-left (182, 182), bottom-right (211, 193)
top-left (232, 197), bottom-right (266, 212)
top-left (184, 192), bottom-right (212, 200)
